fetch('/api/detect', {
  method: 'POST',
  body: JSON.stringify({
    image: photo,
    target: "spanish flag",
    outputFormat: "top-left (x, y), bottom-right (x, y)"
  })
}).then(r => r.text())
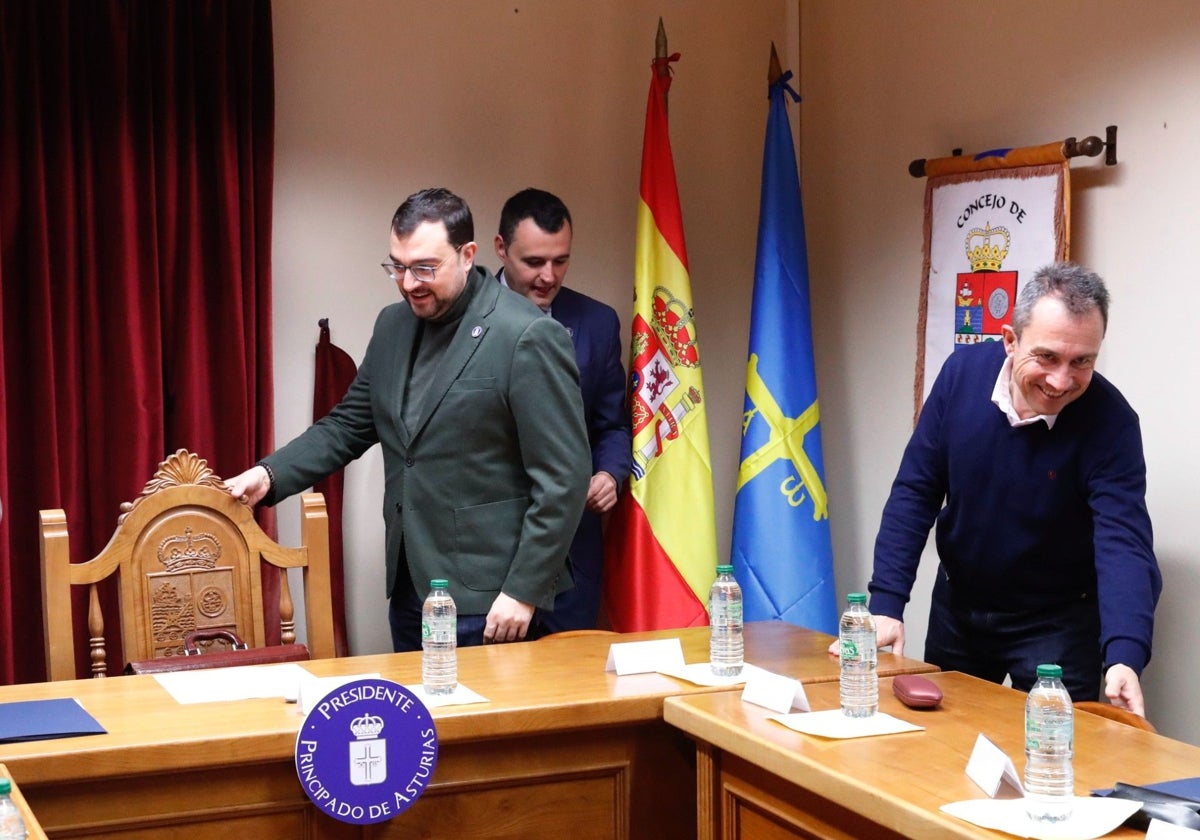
top-left (602, 53), bottom-right (718, 632)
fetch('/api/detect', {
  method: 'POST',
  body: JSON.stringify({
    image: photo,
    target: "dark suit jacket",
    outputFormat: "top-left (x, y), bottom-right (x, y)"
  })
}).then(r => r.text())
top-left (545, 285), bottom-right (632, 631)
top-left (263, 267), bottom-right (591, 615)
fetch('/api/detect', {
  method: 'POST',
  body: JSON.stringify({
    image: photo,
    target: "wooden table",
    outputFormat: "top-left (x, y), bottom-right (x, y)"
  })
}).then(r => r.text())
top-left (0, 763), bottom-right (48, 840)
top-left (0, 622), bottom-right (934, 839)
top-left (665, 671), bottom-right (1200, 840)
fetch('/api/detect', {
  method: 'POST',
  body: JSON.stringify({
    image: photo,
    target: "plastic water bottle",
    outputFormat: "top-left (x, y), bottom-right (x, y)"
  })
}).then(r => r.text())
top-left (1024, 663), bottom-right (1074, 822)
top-left (709, 565), bottom-right (743, 676)
top-left (0, 778), bottom-right (27, 840)
top-left (421, 579), bottom-right (457, 696)
top-left (838, 593), bottom-right (877, 717)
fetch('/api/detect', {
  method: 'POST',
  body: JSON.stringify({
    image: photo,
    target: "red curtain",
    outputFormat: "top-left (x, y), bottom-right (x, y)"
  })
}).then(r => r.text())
top-left (0, 0), bottom-right (276, 682)
top-left (313, 320), bottom-right (358, 658)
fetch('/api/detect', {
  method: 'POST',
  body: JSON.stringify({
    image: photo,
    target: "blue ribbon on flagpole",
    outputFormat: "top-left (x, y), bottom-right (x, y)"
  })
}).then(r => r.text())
top-left (770, 69), bottom-right (801, 103)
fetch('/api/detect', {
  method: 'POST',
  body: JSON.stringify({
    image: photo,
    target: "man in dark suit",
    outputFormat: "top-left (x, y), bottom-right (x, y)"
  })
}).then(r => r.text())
top-left (494, 188), bottom-right (632, 633)
top-left (228, 187), bottom-right (590, 652)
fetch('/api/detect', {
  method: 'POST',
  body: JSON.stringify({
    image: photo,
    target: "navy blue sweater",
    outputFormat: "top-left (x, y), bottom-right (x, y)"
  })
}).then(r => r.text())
top-left (869, 341), bottom-right (1160, 673)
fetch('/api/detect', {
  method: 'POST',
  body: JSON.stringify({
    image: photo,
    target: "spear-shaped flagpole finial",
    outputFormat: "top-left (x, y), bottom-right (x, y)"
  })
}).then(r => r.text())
top-left (768, 42), bottom-right (783, 85)
top-left (655, 18), bottom-right (670, 114)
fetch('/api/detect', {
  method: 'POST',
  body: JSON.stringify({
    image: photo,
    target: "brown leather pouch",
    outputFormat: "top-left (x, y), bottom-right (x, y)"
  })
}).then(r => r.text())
top-left (892, 674), bottom-right (943, 709)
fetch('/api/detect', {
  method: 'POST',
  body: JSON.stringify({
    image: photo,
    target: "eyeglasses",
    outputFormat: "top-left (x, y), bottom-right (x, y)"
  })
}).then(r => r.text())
top-left (380, 245), bottom-right (462, 284)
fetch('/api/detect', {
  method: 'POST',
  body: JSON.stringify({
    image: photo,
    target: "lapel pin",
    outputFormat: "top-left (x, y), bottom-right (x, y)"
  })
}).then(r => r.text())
top-left (471, 325), bottom-right (483, 338)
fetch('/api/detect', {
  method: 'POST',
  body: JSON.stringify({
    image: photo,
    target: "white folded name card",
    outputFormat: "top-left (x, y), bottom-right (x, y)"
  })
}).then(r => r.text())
top-left (741, 670), bottom-right (810, 714)
top-left (1147, 817), bottom-right (1200, 839)
top-left (965, 732), bottom-right (1024, 797)
top-left (605, 638), bottom-right (686, 675)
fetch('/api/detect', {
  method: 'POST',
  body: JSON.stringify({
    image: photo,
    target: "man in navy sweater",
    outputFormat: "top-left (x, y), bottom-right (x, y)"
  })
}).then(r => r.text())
top-left (868, 262), bottom-right (1160, 714)
top-left (494, 188), bottom-right (632, 633)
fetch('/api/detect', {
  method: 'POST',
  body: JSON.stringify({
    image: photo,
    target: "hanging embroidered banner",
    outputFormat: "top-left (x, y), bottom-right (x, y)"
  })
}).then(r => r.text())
top-left (915, 147), bottom-right (1069, 418)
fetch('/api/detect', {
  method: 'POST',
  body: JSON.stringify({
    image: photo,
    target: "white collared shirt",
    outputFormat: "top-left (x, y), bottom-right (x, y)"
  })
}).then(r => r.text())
top-left (991, 354), bottom-right (1059, 429)
top-left (497, 269), bottom-right (551, 317)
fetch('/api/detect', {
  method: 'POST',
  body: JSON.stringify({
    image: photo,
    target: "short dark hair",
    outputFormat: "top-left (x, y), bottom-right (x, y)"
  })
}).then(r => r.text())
top-left (498, 188), bottom-right (572, 245)
top-left (391, 187), bottom-right (474, 247)
top-left (1012, 261), bottom-right (1110, 336)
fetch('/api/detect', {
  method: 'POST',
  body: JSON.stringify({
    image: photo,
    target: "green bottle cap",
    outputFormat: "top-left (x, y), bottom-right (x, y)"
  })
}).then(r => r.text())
top-left (716, 565), bottom-right (734, 574)
top-left (847, 593), bottom-right (867, 605)
top-left (430, 579), bottom-right (449, 589)
top-left (0, 778), bottom-right (10, 795)
top-left (1036, 663), bottom-right (1063, 679)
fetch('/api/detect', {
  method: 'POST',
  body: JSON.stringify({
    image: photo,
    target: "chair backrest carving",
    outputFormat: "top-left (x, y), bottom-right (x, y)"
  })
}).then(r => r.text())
top-left (41, 449), bottom-right (337, 680)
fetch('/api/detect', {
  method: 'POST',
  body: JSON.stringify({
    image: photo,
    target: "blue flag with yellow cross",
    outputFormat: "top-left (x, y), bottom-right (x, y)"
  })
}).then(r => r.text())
top-left (730, 69), bottom-right (837, 634)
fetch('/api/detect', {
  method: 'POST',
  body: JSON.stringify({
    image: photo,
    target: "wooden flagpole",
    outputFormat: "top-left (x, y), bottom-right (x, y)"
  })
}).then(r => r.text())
top-left (909, 127), bottom-right (1118, 178)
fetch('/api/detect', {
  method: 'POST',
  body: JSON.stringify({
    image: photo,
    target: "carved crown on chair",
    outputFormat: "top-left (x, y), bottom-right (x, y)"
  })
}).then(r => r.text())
top-left (158, 527), bottom-right (222, 571)
top-left (118, 449), bottom-right (230, 525)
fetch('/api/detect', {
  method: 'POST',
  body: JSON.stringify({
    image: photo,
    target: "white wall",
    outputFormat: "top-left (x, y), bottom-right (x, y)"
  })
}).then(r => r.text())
top-left (271, 1), bottom-right (797, 657)
top-left (800, 0), bottom-right (1200, 744)
top-left (273, 0), bottom-right (1200, 743)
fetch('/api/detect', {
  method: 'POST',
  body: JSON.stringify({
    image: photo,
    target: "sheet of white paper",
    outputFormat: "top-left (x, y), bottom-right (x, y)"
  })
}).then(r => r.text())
top-left (741, 669), bottom-right (810, 713)
top-left (296, 674), bottom-right (487, 715)
top-left (297, 671), bottom-right (382, 715)
top-left (605, 638), bottom-right (686, 675)
top-left (1147, 817), bottom-right (1200, 839)
top-left (657, 661), bottom-right (772, 688)
top-left (966, 732), bottom-right (1025, 797)
top-left (768, 709), bottom-right (923, 739)
top-left (402, 683), bottom-right (488, 709)
top-left (154, 663), bottom-right (310, 705)
top-left (940, 796), bottom-right (1142, 840)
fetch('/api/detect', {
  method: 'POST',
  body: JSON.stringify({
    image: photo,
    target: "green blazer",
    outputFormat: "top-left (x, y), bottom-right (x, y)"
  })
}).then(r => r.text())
top-left (263, 267), bottom-right (591, 614)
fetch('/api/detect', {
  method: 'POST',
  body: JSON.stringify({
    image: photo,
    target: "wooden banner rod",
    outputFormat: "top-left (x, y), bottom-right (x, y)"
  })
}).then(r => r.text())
top-left (909, 125), bottom-right (1117, 178)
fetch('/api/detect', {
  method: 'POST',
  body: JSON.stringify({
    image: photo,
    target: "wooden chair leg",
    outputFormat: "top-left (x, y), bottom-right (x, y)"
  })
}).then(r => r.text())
top-left (279, 567), bottom-right (296, 647)
top-left (87, 584), bottom-right (107, 678)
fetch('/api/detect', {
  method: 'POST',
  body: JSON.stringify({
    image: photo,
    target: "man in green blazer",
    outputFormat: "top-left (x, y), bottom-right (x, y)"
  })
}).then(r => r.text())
top-left (228, 188), bottom-right (590, 651)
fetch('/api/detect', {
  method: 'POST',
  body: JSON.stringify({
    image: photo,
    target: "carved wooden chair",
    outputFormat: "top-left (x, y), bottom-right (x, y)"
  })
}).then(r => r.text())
top-left (40, 449), bottom-right (337, 680)
top-left (537, 629), bottom-right (619, 640)
top-left (1075, 700), bottom-right (1157, 733)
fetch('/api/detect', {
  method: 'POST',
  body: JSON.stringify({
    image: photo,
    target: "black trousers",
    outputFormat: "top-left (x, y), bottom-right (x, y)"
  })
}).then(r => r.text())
top-left (923, 567), bottom-right (1102, 701)
top-left (387, 566), bottom-right (548, 653)
top-left (388, 568), bottom-right (489, 653)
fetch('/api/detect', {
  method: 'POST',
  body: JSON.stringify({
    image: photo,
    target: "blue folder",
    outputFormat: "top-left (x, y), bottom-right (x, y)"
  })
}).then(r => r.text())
top-left (0, 698), bottom-right (106, 743)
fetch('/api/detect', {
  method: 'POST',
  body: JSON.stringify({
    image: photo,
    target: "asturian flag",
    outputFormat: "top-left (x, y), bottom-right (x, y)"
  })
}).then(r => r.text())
top-left (602, 52), bottom-right (718, 632)
top-left (729, 68), bottom-right (837, 634)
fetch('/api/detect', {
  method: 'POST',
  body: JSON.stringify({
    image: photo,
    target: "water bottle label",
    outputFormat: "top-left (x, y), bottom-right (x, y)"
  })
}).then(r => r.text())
top-left (1026, 717), bottom-right (1072, 751)
top-left (712, 604), bottom-right (743, 626)
top-left (422, 620), bottom-right (456, 643)
top-left (840, 638), bottom-right (860, 661)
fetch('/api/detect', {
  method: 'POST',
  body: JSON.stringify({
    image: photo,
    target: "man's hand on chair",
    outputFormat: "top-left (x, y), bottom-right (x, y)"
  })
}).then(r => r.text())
top-left (227, 465), bottom-right (271, 506)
